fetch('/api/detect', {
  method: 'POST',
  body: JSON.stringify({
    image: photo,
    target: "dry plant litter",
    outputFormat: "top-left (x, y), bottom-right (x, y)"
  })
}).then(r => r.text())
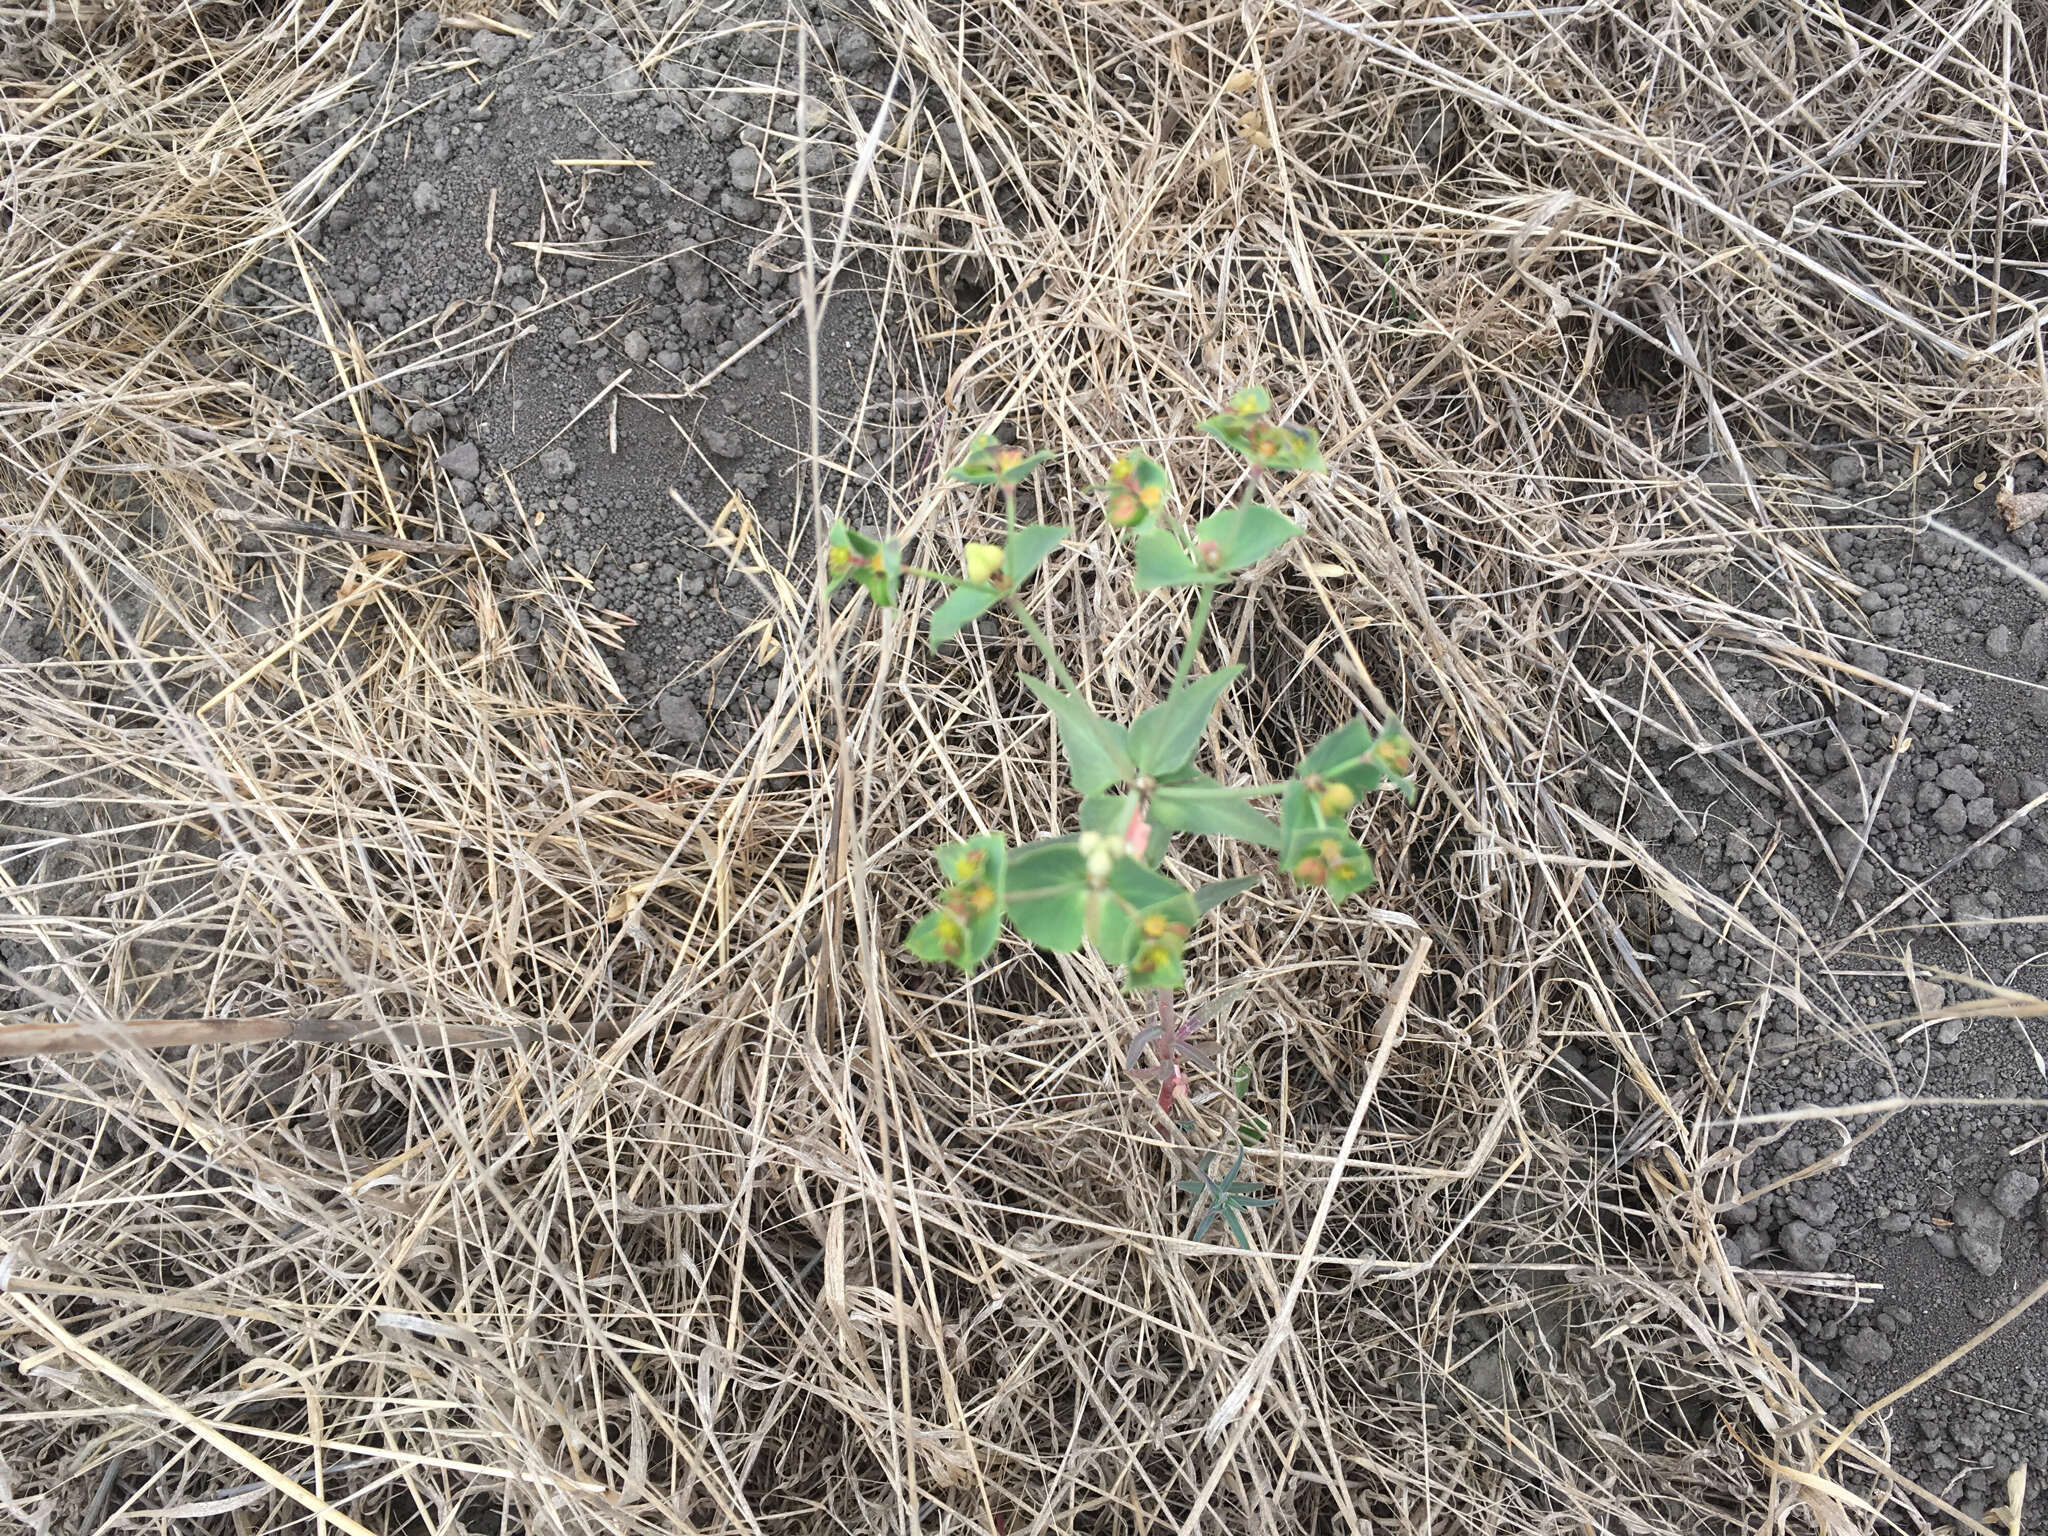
top-left (1, 0), bottom-right (2045, 1532)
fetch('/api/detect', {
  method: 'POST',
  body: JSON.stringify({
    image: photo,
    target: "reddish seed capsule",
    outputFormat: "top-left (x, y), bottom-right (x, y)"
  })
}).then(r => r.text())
top-left (1294, 855), bottom-right (1328, 884)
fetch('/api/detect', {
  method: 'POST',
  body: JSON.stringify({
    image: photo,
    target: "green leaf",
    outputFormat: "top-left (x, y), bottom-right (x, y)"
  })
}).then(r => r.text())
top-left (1004, 838), bottom-right (1088, 952)
top-left (1133, 528), bottom-right (1203, 590)
top-left (1194, 875), bottom-right (1261, 915)
top-left (927, 585), bottom-right (999, 649)
top-left (1127, 665), bottom-right (1243, 777)
top-left (1019, 676), bottom-right (1133, 795)
top-left (1004, 523), bottom-right (1070, 583)
top-left (1298, 716), bottom-right (1417, 799)
top-left (1192, 501), bottom-right (1299, 573)
top-left (1301, 718), bottom-right (1372, 776)
top-left (1229, 385), bottom-right (1272, 415)
top-left (1150, 777), bottom-right (1282, 848)
top-left (1081, 793), bottom-right (1168, 866)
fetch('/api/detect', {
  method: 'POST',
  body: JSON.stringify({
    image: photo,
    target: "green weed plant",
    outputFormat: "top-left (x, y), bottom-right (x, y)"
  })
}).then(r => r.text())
top-left (826, 387), bottom-right (1416, 1246)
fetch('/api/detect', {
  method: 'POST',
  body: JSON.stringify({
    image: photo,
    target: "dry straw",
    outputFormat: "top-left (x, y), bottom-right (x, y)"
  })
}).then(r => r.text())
top-left (2, 0), bottom-right (2043, 1532)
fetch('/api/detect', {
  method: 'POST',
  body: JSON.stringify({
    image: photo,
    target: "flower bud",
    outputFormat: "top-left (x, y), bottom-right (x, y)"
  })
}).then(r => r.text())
top-left (963, 542), bottom-right (1005, 584)
top-left (1317, 782), bottom-right (1354, 817)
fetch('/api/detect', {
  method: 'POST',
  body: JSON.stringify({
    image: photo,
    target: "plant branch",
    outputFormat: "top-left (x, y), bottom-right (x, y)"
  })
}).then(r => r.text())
top-left (1171, 584), bottom-right (1217, 692)
top-left (1005, 597), bottom-right (1078, 692)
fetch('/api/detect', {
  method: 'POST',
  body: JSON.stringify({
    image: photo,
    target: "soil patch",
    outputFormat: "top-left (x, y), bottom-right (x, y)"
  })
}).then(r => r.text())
top-left (234, 2), bottom-right (916, 753)
top-left (1611, 448), bottom-right (2048, 1529)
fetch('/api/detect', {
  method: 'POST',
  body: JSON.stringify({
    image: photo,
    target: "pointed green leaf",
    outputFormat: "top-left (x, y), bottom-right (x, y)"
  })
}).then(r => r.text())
top-left (1193, 502), bottom-right (1299, 573)
top-left (1127, 666), bottom-right (1242, 777)
top-left (1004, 838), bottom-right (1088, 952)
top-left (1301, 718), bottom-right (1372, 776)
top-left (1019, 675), bottom-right (1133, 795)
top-left (927, 586), bottom-right (999, 649)
top-left (1133, 528), bottom-right (1203, 590)
top-left (1195, 875), bottom-right (1261, 916)
top-left (1150, 776), bottom-right (1282, 848)
top-left (1004, 523), bottom-right (1069, 583)
top-left (1299, 716), bottom-right (1417, 799)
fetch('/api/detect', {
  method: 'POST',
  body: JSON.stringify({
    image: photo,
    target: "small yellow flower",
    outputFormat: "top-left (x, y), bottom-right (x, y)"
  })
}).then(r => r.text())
top-left (963, 542), bottom-right (1005, 584)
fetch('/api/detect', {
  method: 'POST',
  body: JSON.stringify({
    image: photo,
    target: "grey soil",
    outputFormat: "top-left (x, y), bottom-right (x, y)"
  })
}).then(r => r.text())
top-left (229, 1), bottom-right (924, 755)
top-left (1601, 447), bottom-right (2048, 1529)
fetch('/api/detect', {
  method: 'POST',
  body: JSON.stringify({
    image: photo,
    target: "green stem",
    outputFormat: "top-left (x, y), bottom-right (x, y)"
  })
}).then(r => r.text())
top-left (904, 565), bottom-right (969, 588)
top-left (1003, 485), bottom-right (1018, 540)
top-left (1005, 597), bottom-right (1078, 693)
top-left (1171, 584), bottom-right (1216, 692)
